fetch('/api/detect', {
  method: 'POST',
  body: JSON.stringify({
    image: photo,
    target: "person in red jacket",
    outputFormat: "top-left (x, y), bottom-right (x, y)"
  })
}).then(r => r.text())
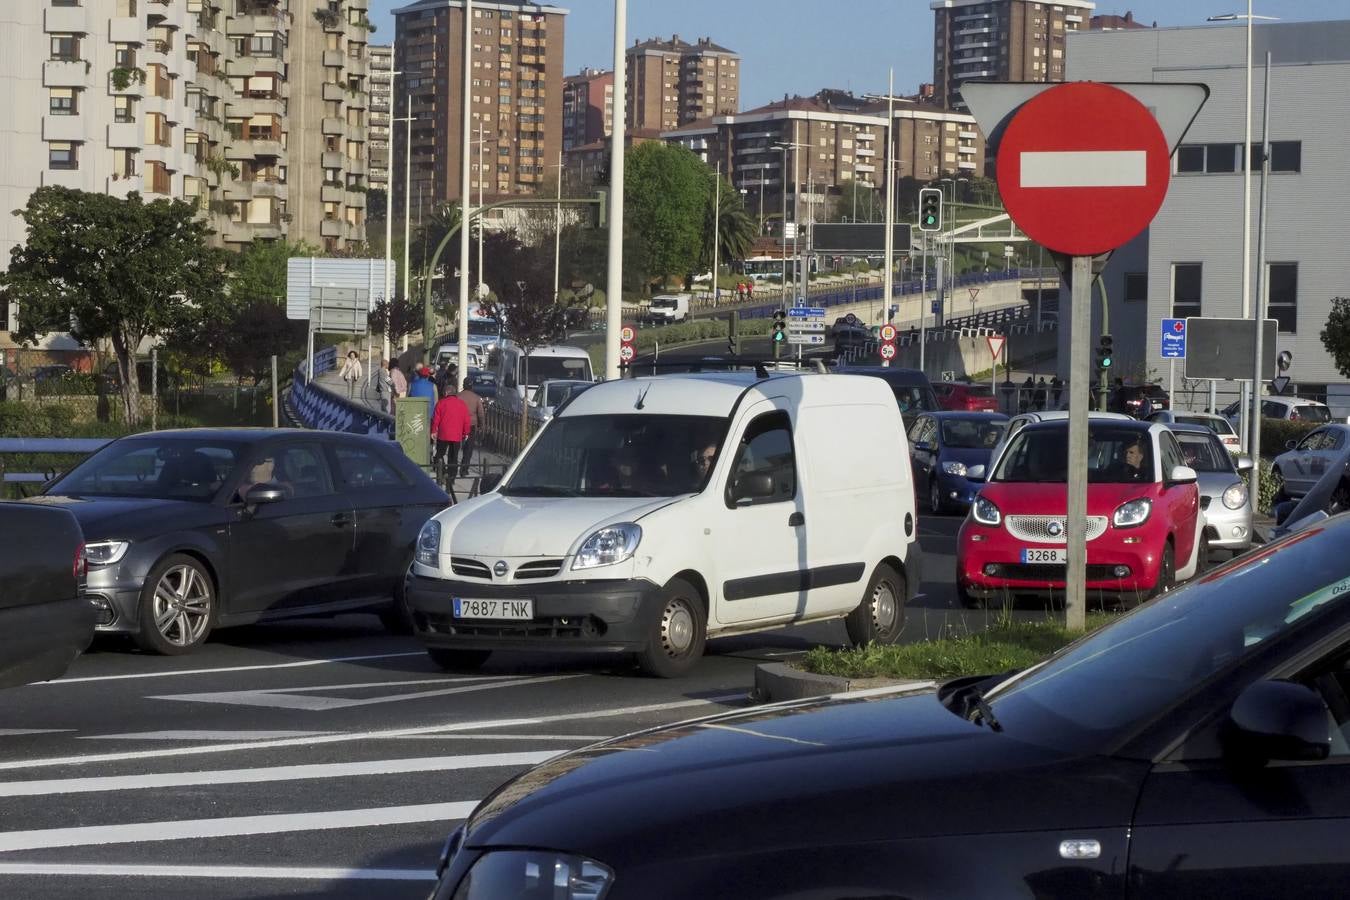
top-left (430, 392), bottom-right (472, 487)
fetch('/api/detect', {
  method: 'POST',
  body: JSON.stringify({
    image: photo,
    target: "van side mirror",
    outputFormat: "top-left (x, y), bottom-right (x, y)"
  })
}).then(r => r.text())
top-left (1286, 439), bottom-right (1299, 450)
top-left (732, 473), bottom-right (775, 503)
top-left (912, 440), bottom-right (932, 453)
top-left (1223, 679), bottom-right (1331, 765)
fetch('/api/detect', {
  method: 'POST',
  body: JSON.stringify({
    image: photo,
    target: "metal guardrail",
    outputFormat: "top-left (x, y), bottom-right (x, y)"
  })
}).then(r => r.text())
top-left (0, 437), bottom-right (112, 491)
top-left (289, 354), bottom-right (394, 438)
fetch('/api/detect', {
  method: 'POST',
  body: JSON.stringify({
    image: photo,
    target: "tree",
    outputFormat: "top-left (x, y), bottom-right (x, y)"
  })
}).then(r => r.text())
top-left (703, 173), bottom-right (756, 271)
top-left (369, 294), bottom-right (422, 347)
top-left (1320, 297), bottom-right (1350, 378)
top-left (228, 238), bottom-right (316, 304)
top-left (2, 188), bottom-right (225, 425)
top-left (624, 142), bottom-right (709, 291)
top-left (830, 178), bottom-right (882, 223)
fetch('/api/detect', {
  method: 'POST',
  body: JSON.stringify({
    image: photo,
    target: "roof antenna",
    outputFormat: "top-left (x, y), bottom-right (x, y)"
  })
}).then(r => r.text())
top-left (812, 359), bottom-right (827, 374)
top-left (635, 385), bottom-right (651, 410)
top-left (754, 363), bottom-right (770, 379)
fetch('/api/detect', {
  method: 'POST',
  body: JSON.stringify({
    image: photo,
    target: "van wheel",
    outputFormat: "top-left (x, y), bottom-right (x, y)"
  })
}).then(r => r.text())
top-left (637, 578), bottom-right (706, 678)
top-left (427, 648), bottom-right (492, 672)
top-left (845, 564), bottom-right (906, 647)
top-left (134, 554), bottom-right (215, 656)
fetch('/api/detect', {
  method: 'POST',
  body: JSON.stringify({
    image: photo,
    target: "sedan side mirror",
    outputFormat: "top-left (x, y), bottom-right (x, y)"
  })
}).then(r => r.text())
top-left (1223, 679), bottom-right (1331, 765)
top-left (244, 484), bottom-right (286, 508)
top-left (1168, 465), bottom-right (1198, 485)
top-left (1235, 454), bottom-right (1255, 473)
top-left (732, 473), bottom-right (776, 503)
top-left (1286, 439), bottom-right (1299, 450)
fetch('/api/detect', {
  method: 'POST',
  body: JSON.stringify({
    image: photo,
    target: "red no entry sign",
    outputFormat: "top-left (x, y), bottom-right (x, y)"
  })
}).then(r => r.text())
top-left (996, 82), bottom-right (1170, 257)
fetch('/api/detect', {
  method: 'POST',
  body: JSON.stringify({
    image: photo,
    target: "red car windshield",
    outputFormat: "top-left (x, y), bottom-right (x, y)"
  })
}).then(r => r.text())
top-left (994, 426), bottom-right (1154, 484)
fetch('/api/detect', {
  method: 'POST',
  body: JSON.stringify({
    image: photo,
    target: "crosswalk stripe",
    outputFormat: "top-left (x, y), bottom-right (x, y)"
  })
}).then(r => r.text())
top-left (0, 862), bottom-right (436, 881)
top-left (45, 652), bottom-right (430, 685)
top-left (0, 751), bottom-right (557, 798)
top-left (0, 801), bottom-right (478, 853)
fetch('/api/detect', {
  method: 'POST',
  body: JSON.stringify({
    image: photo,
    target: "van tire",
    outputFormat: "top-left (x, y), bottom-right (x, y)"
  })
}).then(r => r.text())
top-left (845, 563), bottom-right (906, 647)
top-left (637, 578), bottom-right (706, 678)
top-left (426, 648), bottom-right (492, 672)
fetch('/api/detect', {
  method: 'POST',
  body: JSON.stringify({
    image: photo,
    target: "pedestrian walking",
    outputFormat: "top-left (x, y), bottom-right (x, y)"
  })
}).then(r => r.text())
top-left (457, 376), bottom-right (486, 478)
top-left (388, 359), bottom-right (408, 415)
top-left (1033, 376), bottom-right (1048, 411)
top-left (407, 365), bottom-right (437, 405)
top-left (1020, 374), bottom-right (1034, 413)
top-left (1050, 375), bottom-right (1064, 409)
top-left (431, 390), bottom-right (472, 496)
top-left (374, 358), bottom-right (394, 413)
top-left (339, 350), bottom-right (362, 398)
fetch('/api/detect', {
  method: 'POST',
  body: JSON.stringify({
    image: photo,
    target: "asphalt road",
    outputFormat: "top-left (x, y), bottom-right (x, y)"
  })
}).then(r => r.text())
top-left (0, 514), bottom-right (1033, 899)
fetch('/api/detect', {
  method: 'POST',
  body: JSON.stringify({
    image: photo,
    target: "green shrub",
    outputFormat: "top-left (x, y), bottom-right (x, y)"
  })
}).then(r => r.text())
top-left (1260, 419), bottom-right (1319, 458)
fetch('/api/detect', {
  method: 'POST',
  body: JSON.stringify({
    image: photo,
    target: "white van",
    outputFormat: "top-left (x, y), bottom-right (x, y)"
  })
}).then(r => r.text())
top-left (494, 344), bottom-right (594, 414)
top-left (406, 371), bottom-right (922, 676)
top-left (647, 293), bottom-right (691, 324)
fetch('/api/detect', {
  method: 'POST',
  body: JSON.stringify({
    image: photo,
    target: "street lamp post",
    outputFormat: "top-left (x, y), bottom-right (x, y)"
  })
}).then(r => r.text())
top-left (773, 138), bottom-right (808, 305)
top-left (382, 47), bottom-right (403, 366)
top-left (470, 120), bottom-right (496, 307)
top-left (604, 0), bottom-right (626, 381)
top-left (864, 70), bottom-right (903, 329)
top-left (451, 0), bottom-right (474, 379)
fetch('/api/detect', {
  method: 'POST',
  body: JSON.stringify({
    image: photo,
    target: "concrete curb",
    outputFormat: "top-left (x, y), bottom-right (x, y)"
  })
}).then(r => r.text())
top-left (751, 663), bottom-right (851, 704)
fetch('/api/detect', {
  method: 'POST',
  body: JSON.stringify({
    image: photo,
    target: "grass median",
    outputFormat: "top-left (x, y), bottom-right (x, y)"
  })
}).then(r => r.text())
top-left (800, 611), bottom-right (1118, 680)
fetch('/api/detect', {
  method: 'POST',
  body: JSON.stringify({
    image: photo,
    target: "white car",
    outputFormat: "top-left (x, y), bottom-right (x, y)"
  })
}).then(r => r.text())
top-left (1146, 410), bottom-right (1241, 450)
top-left (1223, 396), bottom-right (1336, 425)
top-left (407, 371), bottom-right (922, 677)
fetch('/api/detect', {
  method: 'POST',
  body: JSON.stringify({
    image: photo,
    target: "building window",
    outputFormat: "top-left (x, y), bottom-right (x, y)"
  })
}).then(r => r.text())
top-left (49, 87), bottom-right (77, 116)
top-left (1267, 263), bottom-right (1298, 333)
top-left (50, 34), bottom-right (80, 61)
top-left (1204, 143), bottom-right (1238, 173)
top-left (1176, 145), bottom-right (1204, 173)
top-left (48, 141), bottom-right (79, 170)
top-left (1124, 272), bottom-right (1147, 302)
top-left (1251, 140), bottom-right (1302, 173)
top-left (1172, 263), bottom-right (1202, 319)
top-left (51, 0), bottom-right (81, 6)
top-left (114, 95), bottom-right (135, 123)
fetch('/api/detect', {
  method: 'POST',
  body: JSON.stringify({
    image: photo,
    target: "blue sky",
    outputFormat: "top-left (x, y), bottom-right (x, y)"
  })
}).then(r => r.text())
top-left (368, 1), bottom-right (1348, 108)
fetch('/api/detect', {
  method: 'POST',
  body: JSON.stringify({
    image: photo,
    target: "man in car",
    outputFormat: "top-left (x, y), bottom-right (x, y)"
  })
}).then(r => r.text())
top-left (1106, 436), bottom-right (1151, 482)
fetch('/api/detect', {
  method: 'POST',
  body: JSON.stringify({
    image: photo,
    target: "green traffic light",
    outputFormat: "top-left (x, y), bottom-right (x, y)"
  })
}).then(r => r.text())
top-left (773, 331), bottom-right (785, 343)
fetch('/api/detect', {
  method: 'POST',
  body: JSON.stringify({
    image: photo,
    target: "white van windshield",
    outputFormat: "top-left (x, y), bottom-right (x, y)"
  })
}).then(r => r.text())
top-left (524, 356), bottom-right (591, 386)
top-left (504, 415), bottom-right (729, 498)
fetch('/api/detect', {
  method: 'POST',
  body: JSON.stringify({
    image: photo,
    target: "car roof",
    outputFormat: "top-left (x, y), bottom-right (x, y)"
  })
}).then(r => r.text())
top-left (1169, 423), bottom-right (1221, 437)
top-left (836, 366), bottom-right (930, 384)
top-left (1017, 410), bottom-right (1132, 423)
top-left (113, 428), bottom-right (389, 446)
top-left (1021, 418), bottom-right (1152, 434)
top-left (560, 371), bottom-right (893, 420)
top-left (927, 411), bottom-right (1009, 421)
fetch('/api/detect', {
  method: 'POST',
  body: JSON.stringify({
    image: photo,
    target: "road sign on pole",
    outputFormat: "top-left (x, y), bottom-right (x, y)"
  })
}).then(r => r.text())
top-left (1160, 318), bottom-right (1187, 359)
top-left (619, 325), bottom-right (635, 344)
top-left (879, 342), bottom-right (897, 362)
top-left (987, 334), bottom-right (1006, 360)
top-left (879, 323), bottom-right (898, 343)
top-left (1272, 375), bottom-right (1291, 395)
top-left (787, 306), bottom-right (827, 346)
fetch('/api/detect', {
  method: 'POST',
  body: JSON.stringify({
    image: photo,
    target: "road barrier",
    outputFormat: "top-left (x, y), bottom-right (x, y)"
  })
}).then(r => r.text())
top-left (288, 352), bottom-right (393, 438)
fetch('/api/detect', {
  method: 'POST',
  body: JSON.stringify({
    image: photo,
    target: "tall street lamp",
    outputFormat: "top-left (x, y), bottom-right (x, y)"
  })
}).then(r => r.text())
top-left (865, 70), bottom-right (904, 324)
top-left (451, 0), bottom-right (474, 378)
top-left (604, 0), bottom-right (626, 381)
top-left (773, 138), bottom-right (808, 302)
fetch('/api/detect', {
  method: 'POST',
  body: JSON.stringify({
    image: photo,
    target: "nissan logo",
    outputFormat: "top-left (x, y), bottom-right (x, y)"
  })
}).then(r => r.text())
top-left (493, 561), bottom-right (509, 578)
top-left (1047, 521), bottom-right (1064, 537)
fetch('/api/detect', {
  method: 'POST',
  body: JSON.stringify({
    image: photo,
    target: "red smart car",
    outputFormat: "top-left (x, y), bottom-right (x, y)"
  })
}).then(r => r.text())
top-left (957, 419), bottom-right (1205, 607)
top-left (933, 381), bottom-right (999, 412)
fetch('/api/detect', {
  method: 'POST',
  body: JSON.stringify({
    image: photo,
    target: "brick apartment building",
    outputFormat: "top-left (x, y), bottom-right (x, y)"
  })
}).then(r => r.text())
top-left (625, 34), bottom-right (739, 132)
top-left (562, 67), bottom-right (613, 150)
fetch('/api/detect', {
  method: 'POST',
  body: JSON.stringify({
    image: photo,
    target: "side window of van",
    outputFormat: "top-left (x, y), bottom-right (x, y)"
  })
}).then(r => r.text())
top-left (727, 412), bottom-right (797, 506)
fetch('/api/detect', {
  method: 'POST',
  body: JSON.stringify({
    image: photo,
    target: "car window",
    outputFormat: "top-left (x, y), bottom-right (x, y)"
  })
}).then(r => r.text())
top-left (942, 418), bottom-right (1005, 450)
top-left (1298, 430), bottom-right (1324, 452)
top-left (728, 411), bottom-right (796, 505)
top-left (1295, 404), bottom-right (1332, 423)
top-left (907, 416), bottom-right (928, 443)
top-left (48, 440), bottom-right (241, 502)
top-left (1177, 433), bottom-right (1230, 472)
top-left (275, 445), bottom-right (334, 499)
top-left (1263, 400), bottom-right (1287, 419)
top-left (332, 445), bottom-right (407, 489)
top-left (1327, 430), bottom-right (1346, 451)
top-left (994, 425), bottom-right (1153, 484)
top-left (1160, 432), bottom-right (1186, 476)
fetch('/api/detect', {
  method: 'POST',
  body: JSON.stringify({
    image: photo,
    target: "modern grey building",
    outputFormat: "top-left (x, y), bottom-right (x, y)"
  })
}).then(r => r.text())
top-left (1061, 20), bottom-right (1350, 398)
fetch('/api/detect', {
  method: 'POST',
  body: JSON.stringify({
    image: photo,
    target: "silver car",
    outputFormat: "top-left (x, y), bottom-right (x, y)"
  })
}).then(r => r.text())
top-left (1171, 424), bottom-right (1254, 557)
top-left (1271, 423), bottom-right (1350, 498)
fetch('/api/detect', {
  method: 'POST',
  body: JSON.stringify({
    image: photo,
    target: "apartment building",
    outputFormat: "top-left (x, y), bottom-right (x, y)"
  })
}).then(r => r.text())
top-left (663, 93), bottom-right (985, 230)
top-left (562, 67), bottom-right (612, 150)
top-left (626, 35), bottom-right (739, 133)
top-left (367, 43), bottom-right (392, 200)
top-left (391, 0), bottom-right (567, 220)
top-left (1061, 20), bottom-right (1350, 391)
top-left (932, 0), bottom-right (1095, 110)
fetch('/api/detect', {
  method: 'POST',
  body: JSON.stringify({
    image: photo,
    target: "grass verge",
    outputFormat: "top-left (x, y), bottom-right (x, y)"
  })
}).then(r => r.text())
top-left (800, 611), bottom-right (1117, 680)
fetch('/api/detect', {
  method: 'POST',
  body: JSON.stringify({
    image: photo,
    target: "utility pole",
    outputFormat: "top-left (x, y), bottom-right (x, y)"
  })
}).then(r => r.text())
top-left (1249, 50), bottom-right (1273, 503)
top-left (553, 149), bottom-right (563, 302)
top-left (451, 0), bottom-right (473, 377)
top-left (382, 47), bottom-right (403, 366)
top-left (396, 94), bottom-right (414, 356)
top-left (604, 0), bottom-right (627, 381)
top-left (712, 161), bottom-right (721, 307)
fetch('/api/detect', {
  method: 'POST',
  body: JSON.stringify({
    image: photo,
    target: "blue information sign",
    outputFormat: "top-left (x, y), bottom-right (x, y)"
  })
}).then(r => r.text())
top-left (1160, 318), bottom-right (1187, 359)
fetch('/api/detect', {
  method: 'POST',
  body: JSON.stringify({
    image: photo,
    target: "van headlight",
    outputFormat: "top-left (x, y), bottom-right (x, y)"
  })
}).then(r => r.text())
top-left (572, 523), bottom-right (641, 570)
top-left (84, 540), bottom-right (130, 566)
top-left (415, 520), bottom-right (441, 568)
top-left (1222, 481), bottom-right (1249, 510)
top-left (1113, 498), bottom-right (1152, 528)
top-left (451, 850), bottom-right (614, 900)
top-left (972, 496), bottom-right (1001, 526)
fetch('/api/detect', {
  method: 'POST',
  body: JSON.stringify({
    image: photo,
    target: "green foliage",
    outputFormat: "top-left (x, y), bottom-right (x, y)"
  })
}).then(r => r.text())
top-left (1253, 456), bottom-right (1281, 516)
top-left (624, 143), bottom-right (711, 290)
top-left (704, 173), bottom-right (756, 271)
top-left (109, 66), bottom-right (145, 91)
top-left (800, 613), bottom-right (1117, 680)
top-left (227, 238), bottom-right (316, 304)
top-left (831, 178), bottom-right (883, 223)
top-left (1319, 297), bottom-right (1350, 379)
top-left (1261, 419), bottom-right (1319, 459)
top-left (369, 294), bottom-right (421, 345)
top-left (1, 188), bottom-right (226, 427)
top-left (205, 154), bottom-right (239, 181)
top-left (312, 7), bottom-right (341, 29)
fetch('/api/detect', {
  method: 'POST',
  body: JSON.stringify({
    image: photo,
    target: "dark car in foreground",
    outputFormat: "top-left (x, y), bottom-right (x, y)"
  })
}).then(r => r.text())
top-left (0, 503), bottom-right (94, 687)
top-left (432, 518), bottom-right (1350, 898)
top-left (908, 411), bottom-right (1007, 514)
top-left (24, 429), bottom-right (447, 654)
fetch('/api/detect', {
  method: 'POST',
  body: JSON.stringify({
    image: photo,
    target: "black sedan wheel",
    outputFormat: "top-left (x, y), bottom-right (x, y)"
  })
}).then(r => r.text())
top-left (929, 478), bottom-right (946, 515)
top-left (135, 554), bottom-right (215, 655)
top-left (845, 563), bottom-right (906, 646)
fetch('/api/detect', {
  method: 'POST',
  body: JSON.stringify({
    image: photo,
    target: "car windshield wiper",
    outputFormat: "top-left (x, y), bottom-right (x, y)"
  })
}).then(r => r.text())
top-left (501, 486), bottom-right (577, 497)
top-left (964, 685), bottom-right (1003, 732)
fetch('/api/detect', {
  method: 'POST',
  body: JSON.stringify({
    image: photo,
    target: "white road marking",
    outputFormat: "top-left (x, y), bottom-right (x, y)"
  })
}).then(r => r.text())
top-left (0, 752), bottom-right (558, 798)
top-left (1020, 150), bottom-right (1148, 188)
top-left (152, 673), bottom-right (582, 711)
top-left (0, 862), bottom-right (435, 881)
top-left (0, 801), bottom-right (479, 853)
top-left (371, 733), bottom-right (608, 742)
top-left (45, 651), bottom-right (429, 685)
top-left (83, 731), bottom-right (333, 742)
top-left (0, 730), bottom-right (74, 737)
top-left (0, 694), bottom-right (743, 771)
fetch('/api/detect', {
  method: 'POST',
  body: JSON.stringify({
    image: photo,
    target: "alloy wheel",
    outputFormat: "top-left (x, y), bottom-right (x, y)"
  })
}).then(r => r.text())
top-left (151, 564), bottom-right (212, 647)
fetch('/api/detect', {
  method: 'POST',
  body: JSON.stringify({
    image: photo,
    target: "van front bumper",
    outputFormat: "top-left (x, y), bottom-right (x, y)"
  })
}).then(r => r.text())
top-left (406, 574), bottom-right (664, 653)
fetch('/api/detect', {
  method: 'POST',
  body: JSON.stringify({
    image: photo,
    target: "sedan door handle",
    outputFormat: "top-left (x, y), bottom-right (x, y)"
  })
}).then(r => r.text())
top-left (331, 513), bottom-right (355, 527)
top-left (788, 511), bottom-right (805, 527)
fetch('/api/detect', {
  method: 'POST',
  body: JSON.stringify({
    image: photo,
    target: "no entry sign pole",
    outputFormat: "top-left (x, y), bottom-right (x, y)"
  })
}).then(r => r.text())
top-left (1065, 255), bottom-right (1093, 631)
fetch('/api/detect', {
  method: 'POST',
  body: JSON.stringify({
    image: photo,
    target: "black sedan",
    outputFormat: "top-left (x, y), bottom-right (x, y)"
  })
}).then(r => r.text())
top-left (25, 429), bottom-right (447, 654)
top-left (431, 516), bottom-right (1350, 898)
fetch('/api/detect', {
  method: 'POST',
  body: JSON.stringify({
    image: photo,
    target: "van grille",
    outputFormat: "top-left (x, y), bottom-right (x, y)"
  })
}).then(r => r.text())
top-left (1005, 515), bottom-right (1108, 543)
top-left (450, 557), bottom-right (492, 579)
top-left (514, 559), bottom-right (564, 580)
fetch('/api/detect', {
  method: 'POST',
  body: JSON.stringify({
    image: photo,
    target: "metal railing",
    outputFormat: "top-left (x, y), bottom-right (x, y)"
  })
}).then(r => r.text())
top-left (0, 437), bottom-right (111, 497)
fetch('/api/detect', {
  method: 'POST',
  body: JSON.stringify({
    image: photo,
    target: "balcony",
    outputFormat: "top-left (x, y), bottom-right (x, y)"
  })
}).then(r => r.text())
top-left (346, 157), bottom-right (367, 175)
top-left (110, 17), bottom-right (144, 45)
top-left (224, 141), bottom-right (252, 161)
top-left (957, 160), bottom-right (977, 170)
top-left (321, 183), bottom-right (344, 203)
top-left (42, 115), bottom-right (86, 142)
top-left (346, 189), bottom-right (367, 208)
top-left (249, 138), bottom-right (283, 158)
top-left (106, 175), bottom-right (144, 199)
top-left (322, 151), bottom-right (344, 169)
top-left (232, 96), bottom-right (284, 118)
top-left (854, 163), bottom-right (876, 174)
top-left (954, 41), bottom-right (995, 52)
top-left (108, 122), bottom-right (141, 148)
top-left (347, 91), bottom-right (367, 110)
top-left (957, 144), bottom-right (976, 154)
top-left (958, 130), bottom-right (978, 139)
top-left (321, 117), bottom-right (344, 136)
top-left (43, 60), bottom-right (87, 89)
top-left (320, 218), bottom-right (342, 238)
top-left (45, 5), bottom-right (90, 34)
top-left (322, 82), bottom-right (346, 102)
top-left (226, 15), bottom-right (276, 38)
top-left (323, 49), bottom-right (345, 69)
top-left (855, 147), bottom-right (875, 157)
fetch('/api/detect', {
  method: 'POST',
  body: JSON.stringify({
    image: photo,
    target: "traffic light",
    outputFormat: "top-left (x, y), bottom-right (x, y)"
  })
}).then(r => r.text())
top-left (918, 188), bottom-right (943, 233)
top-left (772, 308), bottom-right (788, 344)
top-left (1097, 334), bottom-right (1114, 370)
